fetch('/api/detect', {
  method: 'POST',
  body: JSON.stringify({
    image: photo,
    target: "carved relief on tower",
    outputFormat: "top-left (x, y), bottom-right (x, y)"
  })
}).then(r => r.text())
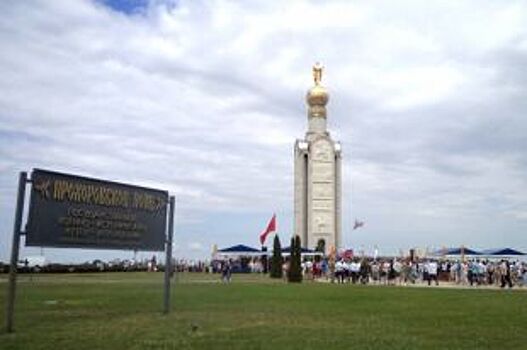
top-left (311, 162), bottom-right (334, 182)
top-left (311, 138), bottom-right (334, 162)
top-left (312, 211), bottom-right (334, 234)
top-left (313, 199), bottom-right (333, 211)
top-left (312, 182), bottom-right (334, 199)
top-left (310, 139), bottom-right (335, 188)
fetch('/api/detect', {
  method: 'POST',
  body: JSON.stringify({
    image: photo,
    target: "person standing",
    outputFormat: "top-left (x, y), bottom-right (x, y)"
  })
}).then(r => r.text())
top-left (382, 260), bottom-right (390, 285)
top-left (500, 260), bottom-right (513, 288)
top-left (521, 263), bottom-right (527, 287)
top-left (487, 262), bottom-right (494, 285)
top-left (427, 260), bottom-right (439, 286)
top-left (371, 261), bottom-right (379, 284)
top-left (305, 259), bottom-right (313, 281)
top-left (221, 260), bottom-right (232, 283)
top-left (388, 260), bottom-right (396, 285)
top-left (335, 259), bottom-right (345, 284)
top-left (359, 259), bottom-right (370, 284)
top-left (350, 259), bottom-right (359, 284)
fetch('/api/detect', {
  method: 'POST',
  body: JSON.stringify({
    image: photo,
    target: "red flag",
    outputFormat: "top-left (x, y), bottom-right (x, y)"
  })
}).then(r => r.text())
top-left (353, 219), bottom-right (364, 230)
top-left (259, 214), bottom-right (277, 245)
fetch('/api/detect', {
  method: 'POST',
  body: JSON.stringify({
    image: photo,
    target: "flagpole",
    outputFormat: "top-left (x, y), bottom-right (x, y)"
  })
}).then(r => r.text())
top-left (349, 163), bottom-right (354, 248)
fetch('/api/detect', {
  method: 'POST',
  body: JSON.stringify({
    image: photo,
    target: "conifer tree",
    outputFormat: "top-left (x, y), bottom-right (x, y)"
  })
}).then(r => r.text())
top-left (288, 235), bottom-right (303, 283)
top-left (270, 234), bottom-right (283, 278)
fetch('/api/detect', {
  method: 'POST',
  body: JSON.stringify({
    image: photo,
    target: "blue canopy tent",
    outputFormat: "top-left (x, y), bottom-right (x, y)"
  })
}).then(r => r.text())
top-left (215, 244), bottom-right (265, 273)
top-left (433, 247), bottom-right (481, 256)
top-left (480, 248), bottom-right (526, 256)
top-left (217, 244), bottom-right (262, 256)
top-left (218, 244), bottom-right (260, 253)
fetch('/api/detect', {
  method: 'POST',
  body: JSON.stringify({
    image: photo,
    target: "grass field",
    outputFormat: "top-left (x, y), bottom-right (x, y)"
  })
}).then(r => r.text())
top-left (1, 272), bottom-right (526, 350)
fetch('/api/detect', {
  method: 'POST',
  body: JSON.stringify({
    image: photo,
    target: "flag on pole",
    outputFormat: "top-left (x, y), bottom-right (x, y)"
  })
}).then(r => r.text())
top-left (259, 214), bottom-right (277, 245)
top-left (353, 219), bottom-right (364, 230)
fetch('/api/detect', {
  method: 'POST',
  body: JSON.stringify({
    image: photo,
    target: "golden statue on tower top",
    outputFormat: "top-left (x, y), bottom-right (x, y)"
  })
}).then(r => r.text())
top-left (313, 62), bottom-right (323, 85)
top-left (307, 62), bottom-right (328, 112)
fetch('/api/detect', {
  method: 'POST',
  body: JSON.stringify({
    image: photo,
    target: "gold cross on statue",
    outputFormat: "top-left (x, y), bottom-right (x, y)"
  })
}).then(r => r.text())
top-left (313, 62), bottom-right (323, 85)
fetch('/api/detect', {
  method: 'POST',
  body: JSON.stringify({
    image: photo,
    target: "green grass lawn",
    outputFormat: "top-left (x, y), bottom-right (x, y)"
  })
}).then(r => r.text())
top-left (1, 272), bottom-right (526, 350)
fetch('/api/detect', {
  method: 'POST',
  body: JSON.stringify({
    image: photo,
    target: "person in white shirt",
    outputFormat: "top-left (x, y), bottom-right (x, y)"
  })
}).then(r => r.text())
top-left (393, 259), bottom-right (402, 285)
top-left (349, 260), bottom-right (359, 284)
top-left (335, 260), bottom-right (345, 284)
top-left (343, 260), bottom-right (351, 283)
top-left (478, 261), bottom-right (487, 285)
top-left (427, 260), bottom-right (439, 286)
top-left (382, 261), bottom-right (390, 285)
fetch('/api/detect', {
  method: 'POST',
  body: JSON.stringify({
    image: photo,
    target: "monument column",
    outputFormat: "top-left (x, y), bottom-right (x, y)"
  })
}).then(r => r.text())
top-left (294, 63), bottom-right (342, 254)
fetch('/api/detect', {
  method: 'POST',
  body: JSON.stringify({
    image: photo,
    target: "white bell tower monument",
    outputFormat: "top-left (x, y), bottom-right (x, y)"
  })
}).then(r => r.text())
top-left (294, 63), bottom-right (342, 254)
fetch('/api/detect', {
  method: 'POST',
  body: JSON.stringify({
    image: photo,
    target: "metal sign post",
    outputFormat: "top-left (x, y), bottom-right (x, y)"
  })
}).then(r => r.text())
top-left (4, 168), bottom-right (175, 331)
top-left (163, 196), bottom-right (175, 314)
top-left (5, 171), bottom-right (29, 333)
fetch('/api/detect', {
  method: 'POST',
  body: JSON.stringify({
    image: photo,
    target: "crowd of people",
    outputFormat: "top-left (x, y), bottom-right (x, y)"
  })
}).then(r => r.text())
top-left (299, 257), bottom-right (527, 288)
top-left (172, 255), bottom-right (527, 289)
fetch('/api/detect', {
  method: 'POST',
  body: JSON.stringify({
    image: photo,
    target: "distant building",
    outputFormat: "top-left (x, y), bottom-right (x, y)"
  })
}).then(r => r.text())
top-left (294, 64), bottom-right (342, 254)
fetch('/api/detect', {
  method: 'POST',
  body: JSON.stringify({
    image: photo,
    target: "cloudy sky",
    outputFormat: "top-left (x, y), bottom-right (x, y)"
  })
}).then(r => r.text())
top-left (1, 0), bottom-right (526, 262)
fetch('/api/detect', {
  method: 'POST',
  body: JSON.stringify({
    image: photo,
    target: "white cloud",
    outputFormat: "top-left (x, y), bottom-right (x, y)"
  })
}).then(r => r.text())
top-left (188, 242), bottom-right (204, 252)
top-left (1, 0), bottom-right (527, 261)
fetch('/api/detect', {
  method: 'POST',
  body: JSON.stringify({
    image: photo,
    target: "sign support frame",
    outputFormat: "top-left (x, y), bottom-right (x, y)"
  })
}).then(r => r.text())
top-left (4, 169), bottom-right (176, 332)
top-left (5, 171), bottom-right (29, 333)
top-left (163, 196), bottom-right (175, 314)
